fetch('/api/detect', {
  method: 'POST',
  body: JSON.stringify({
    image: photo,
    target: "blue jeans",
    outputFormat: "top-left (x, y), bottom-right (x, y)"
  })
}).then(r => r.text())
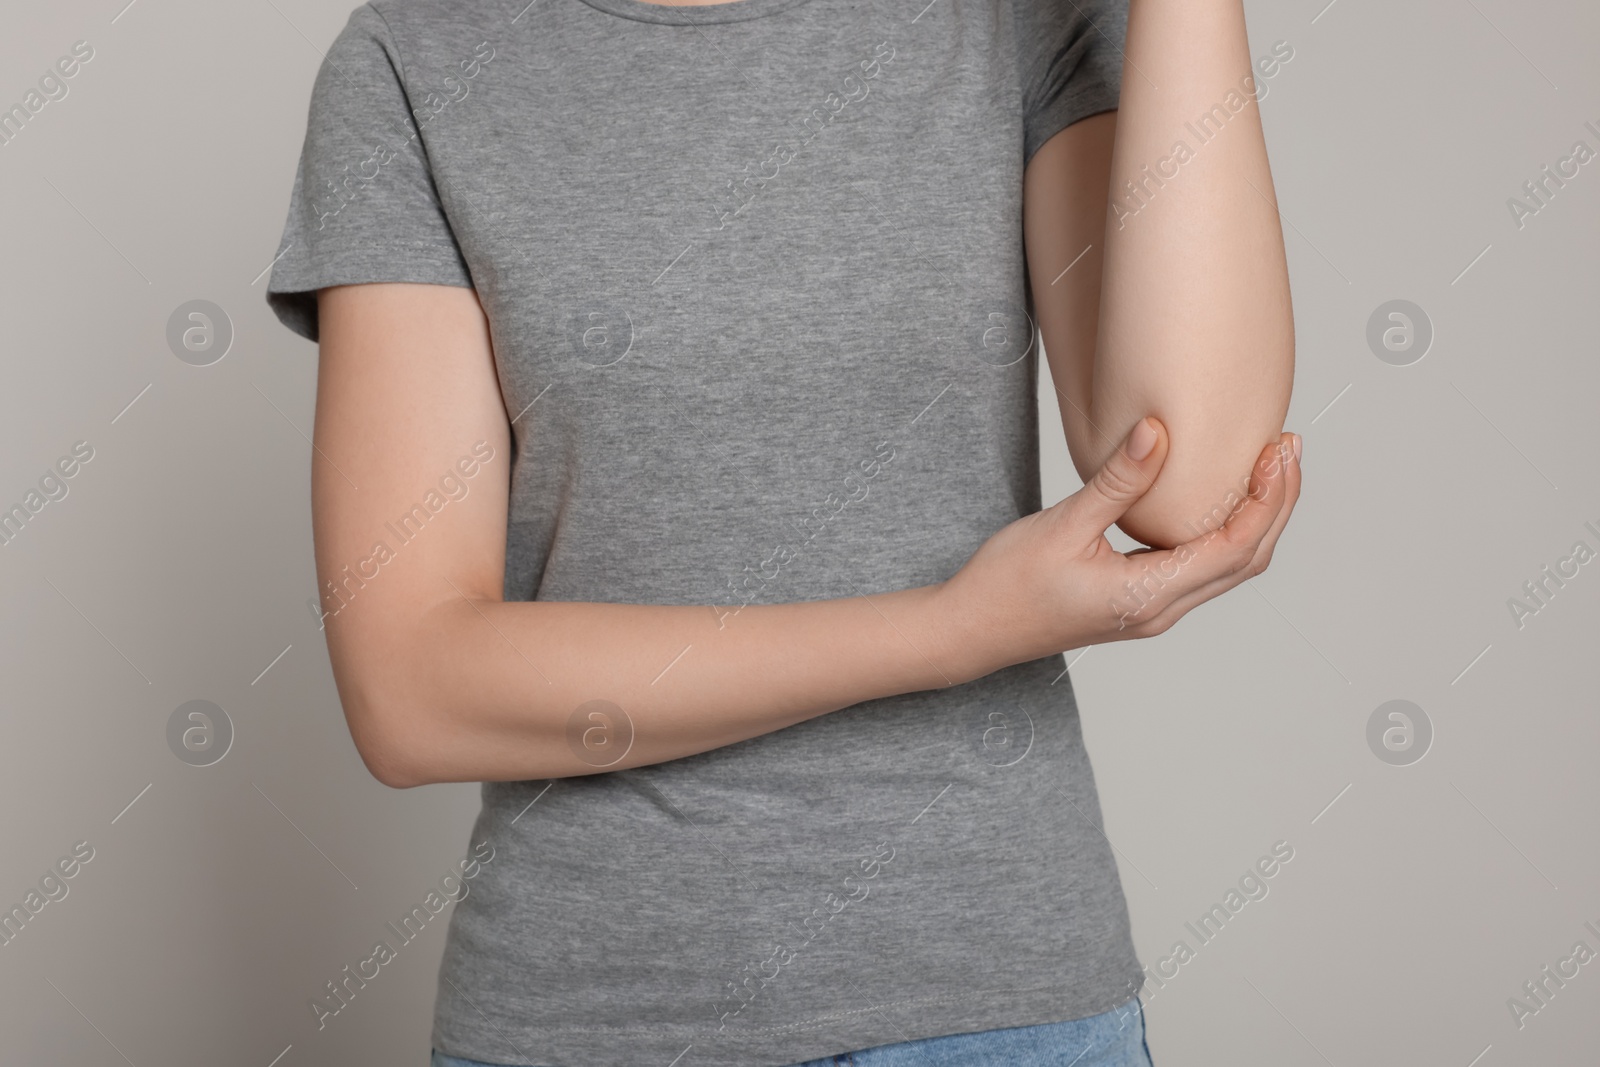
top-left (432, 994), bottom-right (1153, 1067)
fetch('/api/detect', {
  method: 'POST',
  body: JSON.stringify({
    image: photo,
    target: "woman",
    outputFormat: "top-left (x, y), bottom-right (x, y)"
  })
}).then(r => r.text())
top-left (266, 0), bottom-right (1299, 1062)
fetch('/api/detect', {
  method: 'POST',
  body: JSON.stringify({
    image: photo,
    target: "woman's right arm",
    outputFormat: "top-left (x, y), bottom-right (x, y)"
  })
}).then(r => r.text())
top-left (313, 282), bottom-right (1298, 788)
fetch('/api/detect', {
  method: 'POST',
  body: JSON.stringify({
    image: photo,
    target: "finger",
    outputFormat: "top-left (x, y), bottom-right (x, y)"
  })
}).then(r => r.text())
top-left (1122, 434), bottom-right (1302, 633)
top-left (1056, 416), bottom-right (1170, 546)
top-left (1178, 433), bottom-right (1295, 574)
top-left (1240, 431), bottom-right (1302, 576)
top-left (1104, 435), bottom-right (1295, 623)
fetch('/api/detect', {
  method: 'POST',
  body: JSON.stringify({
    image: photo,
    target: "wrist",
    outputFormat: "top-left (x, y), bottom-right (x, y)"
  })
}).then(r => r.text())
top-left (919, 579), bottom-right (1002, 688)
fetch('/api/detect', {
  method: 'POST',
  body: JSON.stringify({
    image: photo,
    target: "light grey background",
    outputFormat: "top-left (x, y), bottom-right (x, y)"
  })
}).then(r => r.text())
top-left (1, 1), bottom-right (1596, 1065)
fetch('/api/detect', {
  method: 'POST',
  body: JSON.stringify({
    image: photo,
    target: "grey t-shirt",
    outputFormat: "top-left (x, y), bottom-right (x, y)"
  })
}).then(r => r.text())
top-left (266, 0), bottom-right (1140, 1063)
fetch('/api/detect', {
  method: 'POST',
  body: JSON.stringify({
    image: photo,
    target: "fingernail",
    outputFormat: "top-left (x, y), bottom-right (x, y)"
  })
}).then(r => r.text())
top-left (1293, 433), bottom-right (1303, 463)
top-left (1127, 418), bottom-right (1157, 461)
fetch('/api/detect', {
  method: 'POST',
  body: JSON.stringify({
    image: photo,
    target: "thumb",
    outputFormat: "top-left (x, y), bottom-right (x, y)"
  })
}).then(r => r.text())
top-left (1058, 416), bottom-right (1168, 540)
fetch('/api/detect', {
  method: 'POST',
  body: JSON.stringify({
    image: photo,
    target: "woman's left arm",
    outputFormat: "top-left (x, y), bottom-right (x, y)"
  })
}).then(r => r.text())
top-left (1024, 0), bottom-right (1295, 550)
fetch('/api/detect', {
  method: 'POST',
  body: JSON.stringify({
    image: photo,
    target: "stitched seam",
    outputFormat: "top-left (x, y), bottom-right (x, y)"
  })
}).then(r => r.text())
top-left (440, 973), bottom-right (1145, 1036)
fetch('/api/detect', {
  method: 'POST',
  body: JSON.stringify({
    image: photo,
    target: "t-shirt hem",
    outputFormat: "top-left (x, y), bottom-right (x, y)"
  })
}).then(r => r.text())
top-left (430, 963), bottom-right (1145, 1067)
top-left (265, 250), bottom-right (475, 342)
top-left (1023, 92), bottom-right (1122, 169)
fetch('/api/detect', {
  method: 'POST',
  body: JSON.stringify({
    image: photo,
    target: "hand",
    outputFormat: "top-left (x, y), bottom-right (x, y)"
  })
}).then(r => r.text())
top-left (935, 416), bottom-right (1302, 681)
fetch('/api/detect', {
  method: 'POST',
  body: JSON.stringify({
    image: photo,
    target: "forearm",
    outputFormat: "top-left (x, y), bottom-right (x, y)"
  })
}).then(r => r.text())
top-left (1083, 0), bottom-right (1294, 548)
top-left (365, 583), bottom-right (977, 786)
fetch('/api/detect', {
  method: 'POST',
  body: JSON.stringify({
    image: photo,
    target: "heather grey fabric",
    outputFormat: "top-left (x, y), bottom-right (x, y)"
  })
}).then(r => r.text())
top-left (266, 0), bottom-right (1140, 1063)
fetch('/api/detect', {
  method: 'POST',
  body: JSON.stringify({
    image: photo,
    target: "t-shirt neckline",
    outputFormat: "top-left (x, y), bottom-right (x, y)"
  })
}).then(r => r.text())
top-left (573, 0), bottom-right (816, 25)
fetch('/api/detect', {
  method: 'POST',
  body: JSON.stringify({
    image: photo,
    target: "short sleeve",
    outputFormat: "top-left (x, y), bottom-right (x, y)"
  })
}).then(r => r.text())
top-left (1012, 0), bottom-right (1128, 167)
top-left (265, 3), bottom-right (473, 343)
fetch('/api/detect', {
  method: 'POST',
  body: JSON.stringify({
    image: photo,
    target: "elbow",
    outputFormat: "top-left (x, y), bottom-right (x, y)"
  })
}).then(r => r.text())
top-left (1097, 380), bottom-right (1292, 552)
top-left (364, 740), bottom-right (428, 790)
top-left (1114, 427), bottom-right (1289, 552)
top-left (357, 720), bottom-right (430, 790)
top-left (1115, 481), bottom-right (1251, 551)
top-left (326, 625), bottom-right (445, 788)
top-left (341, 688), bottom-right (436, 789)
